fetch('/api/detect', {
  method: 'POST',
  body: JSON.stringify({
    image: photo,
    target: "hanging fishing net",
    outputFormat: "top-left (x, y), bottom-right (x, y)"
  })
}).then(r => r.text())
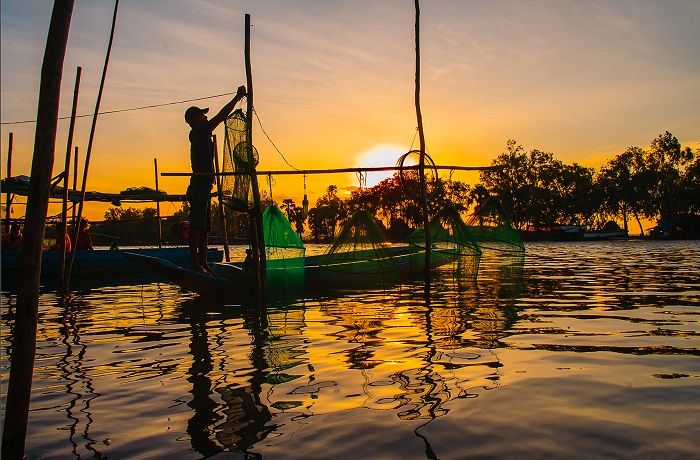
top-left (407, 205), bottom-right (482, 276)
top-left (319, 210), bottom-right (400, 285)
top-left (261, 204), bottom-right (305, 288)
top-left (222, 109), bottom-right (259, 212)
top-left (465, 196), bottom-right (525, 253)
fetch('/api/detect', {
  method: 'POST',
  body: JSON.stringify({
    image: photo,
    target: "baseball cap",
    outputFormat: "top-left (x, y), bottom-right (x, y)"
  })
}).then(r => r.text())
top-left (184, 106), bottom-right (209, 124)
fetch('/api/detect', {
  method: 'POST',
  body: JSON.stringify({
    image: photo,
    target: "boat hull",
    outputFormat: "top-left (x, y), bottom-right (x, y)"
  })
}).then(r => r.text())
top-left (1, 247), bottom-right (223, 279)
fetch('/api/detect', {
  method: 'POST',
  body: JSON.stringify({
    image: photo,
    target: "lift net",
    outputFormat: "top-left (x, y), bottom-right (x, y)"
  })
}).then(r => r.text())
top-left (319, 210), bottom-right (399, 278)
top-left (221, 109), bottom-right (259, 212)
top-left (262, 204), bottom-right (305, 286)
top-left (465, 196), bottom-right (525, 252)
top-left (407, 205), bottom-right (482, 273)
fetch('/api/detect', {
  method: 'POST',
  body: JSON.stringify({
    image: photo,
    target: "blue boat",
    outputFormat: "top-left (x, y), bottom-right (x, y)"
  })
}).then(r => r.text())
top-left (1, 247), bottom-right (223, 279)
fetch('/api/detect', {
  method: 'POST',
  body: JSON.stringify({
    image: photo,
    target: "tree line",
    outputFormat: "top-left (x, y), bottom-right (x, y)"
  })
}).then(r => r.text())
top-left (89, 131), bottom-right (697, 245)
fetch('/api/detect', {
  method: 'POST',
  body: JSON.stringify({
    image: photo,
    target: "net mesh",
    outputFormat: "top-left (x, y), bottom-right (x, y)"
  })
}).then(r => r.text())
top-left (319, 210), bottom-right (399, 277)
top-left (407, 205), bottom-right (482, 273)
top-left (465, 196), bottom-right (525, 252)
top-left (261, 204), bottom-right (305, 288)
top-left (222, 109), bottom-right (259, 212)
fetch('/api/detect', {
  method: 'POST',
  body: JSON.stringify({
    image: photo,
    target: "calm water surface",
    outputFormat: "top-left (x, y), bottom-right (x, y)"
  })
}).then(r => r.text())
top-left (1, 241), bottom-right (699, 459)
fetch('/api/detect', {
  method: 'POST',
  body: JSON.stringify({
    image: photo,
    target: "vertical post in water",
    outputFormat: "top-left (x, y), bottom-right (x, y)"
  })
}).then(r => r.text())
top-left (212, 135), bottom-right (230, 262)
top-left (66, 0), bottom-right (119, 289)
top-left (245, 13), bottom-right (267, 301)
top-left (72, 146), bottom-right (78, 221)
top-left (5, 132), bottom-right (13, 233)
top-left (154, 158), bottom-right (162, 248)
top-left (60, 66), bottom-right (81, 293)
top-left (414, 0), bottom-right (431, 287)
top-left (2, 1), bottom-right (75, 457)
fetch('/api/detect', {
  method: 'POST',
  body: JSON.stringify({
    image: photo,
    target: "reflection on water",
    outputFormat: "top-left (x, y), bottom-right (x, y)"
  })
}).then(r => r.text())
top-left (1, 241), bottom-right (699, 459)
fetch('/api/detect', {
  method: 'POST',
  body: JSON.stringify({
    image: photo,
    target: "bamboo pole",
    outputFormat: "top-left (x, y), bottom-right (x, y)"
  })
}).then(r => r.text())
top-left (65, 0), bottom-right (119, 289)
top-left (154, 158), bottom-right (162, 248)
top-left (162, 163), bottom-right (500, 178)
top-left (414, 0), bottom-right (431, 286)
top-left (72, 146), bottom-right (78, 221)
top-left (245, 13), bottom-right (266, 301)
top-left (59, 148), bottom-right (71, 290)
top-left (59, 66), bottom-right (81, 293)
top-left (5, 132), bottom-right (13, 233)
top-left (212, 135), bottom-right (231, 261)
top-left (2, 1), bottom-right (75, 457)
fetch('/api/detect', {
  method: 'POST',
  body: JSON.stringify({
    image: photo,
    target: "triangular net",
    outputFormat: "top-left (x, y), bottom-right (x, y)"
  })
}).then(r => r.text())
top-left (319, 210), bottom-right (399, 277)
top-left (407, 205), bottom-right (482, 275)
top-left (262, 204), bottom-right (305, 287)
top-left (465, 196), bottom-right (525, 252)
top-left (221, 109), bottom-right (259, 212)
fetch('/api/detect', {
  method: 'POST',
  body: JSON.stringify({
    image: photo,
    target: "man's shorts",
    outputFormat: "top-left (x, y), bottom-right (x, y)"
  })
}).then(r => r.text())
top-left (186, 182), bottom-right (212, 231)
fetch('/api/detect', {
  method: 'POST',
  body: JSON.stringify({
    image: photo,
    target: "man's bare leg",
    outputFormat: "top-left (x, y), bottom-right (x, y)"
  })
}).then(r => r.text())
top-left (189, 227), bottom-right (207, 273)
top-left (197, 229), bottom-right (218, 276)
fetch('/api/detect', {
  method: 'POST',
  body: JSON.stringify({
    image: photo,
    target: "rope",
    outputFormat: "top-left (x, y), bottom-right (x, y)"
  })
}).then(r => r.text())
top-left (1, 91), bottom-right (241, 126)
top-left (266, 173), bottom-right (275, 200)
top-left (356, 170), bottom-right (366, 191)
top-left (252, 108), bottom-right (300, 171)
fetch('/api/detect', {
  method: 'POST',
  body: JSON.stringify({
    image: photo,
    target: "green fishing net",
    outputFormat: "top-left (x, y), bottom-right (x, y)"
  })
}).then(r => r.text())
top-left (465, 196), bottom-right (525, 252)
top-left (261, 204), bottom-right (305, 287)
top-left (407, 205), bottom-right (482, 275)
top-left (319, 210), bottom-right (399, 282)
top-left (222, 109), bottom-right (259, 212)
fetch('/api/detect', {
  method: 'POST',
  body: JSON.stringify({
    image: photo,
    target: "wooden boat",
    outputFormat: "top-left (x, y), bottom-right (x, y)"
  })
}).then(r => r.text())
top-left (1, 247), bottom-right (223, 279)
top-left (123, 245), bottom-right (424, 298)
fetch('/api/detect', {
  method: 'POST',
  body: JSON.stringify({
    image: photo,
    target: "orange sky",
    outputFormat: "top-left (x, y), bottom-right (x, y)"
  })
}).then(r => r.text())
top-left (2, 1), bottom-right (699, 223)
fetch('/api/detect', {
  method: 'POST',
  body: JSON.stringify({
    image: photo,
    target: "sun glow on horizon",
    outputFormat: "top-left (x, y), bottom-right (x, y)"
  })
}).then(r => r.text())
top-left (356, 145), bottom-right (414, 188)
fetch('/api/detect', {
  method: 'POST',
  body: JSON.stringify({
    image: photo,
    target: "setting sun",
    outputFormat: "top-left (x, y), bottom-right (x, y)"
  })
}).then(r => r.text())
top-left (356, 145), bottom-right (415, 188)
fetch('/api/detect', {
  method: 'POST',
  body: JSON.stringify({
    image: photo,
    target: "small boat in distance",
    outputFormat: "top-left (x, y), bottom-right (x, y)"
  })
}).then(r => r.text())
top-left (583, 221), bottom-right (628, 240)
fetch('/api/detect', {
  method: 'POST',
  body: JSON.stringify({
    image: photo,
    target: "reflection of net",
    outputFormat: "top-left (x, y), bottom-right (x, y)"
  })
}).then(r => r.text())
top-left (262, 204), bottom-right (305, 288)
top-left (408, 205), bottom-right (482, 274)
top-left (222, 109), bottom-right (259, 212)
top-left (320, 210), bottom-right (399, 276)
top-left (466, 196), bottom-right (525, 252)
top-left (396, 150), bottom-right (438, 199)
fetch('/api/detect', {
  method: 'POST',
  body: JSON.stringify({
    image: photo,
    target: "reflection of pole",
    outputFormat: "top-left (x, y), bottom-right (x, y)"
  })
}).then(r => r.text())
top-left (2, 1), bottom-right (76, 457)
top-left (66, 0), bottom-right (119, 290)
top-left (5, 132), bottom-right (13, 233)
top-left (414, 0), bottom-right (431, 291)
top-left (154, 158), bottom-right (162, 248)
top-left (212, 135), bottom-right (230, 261)
top-left (245, 13), bottom-right (266, 302)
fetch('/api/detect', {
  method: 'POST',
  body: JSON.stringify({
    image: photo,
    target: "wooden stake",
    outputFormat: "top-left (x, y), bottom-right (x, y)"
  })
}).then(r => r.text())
top-left (4, 132), bottom-right (13, 233)
top-left (245, 13), bottom-right (267, 301)
top-left (65, 0), bottom-right (119, 289)
top-left (414, 0), bottom-right (431, 288)
top-left (154, 158), bottom-right (162, 248)
top-left (72, 146), bottom-right (78, 221)
top-left (212, 135), bottom-right (230, 261)
top-left (59, 66), bottom-right (81, 293)
top-left (2, 1), bottom-right (75, 457)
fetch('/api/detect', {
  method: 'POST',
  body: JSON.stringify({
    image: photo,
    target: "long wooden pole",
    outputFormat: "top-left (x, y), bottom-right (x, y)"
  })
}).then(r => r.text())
top-left (5, 132), bottom-right (13, 232)
top-left (212, 135), bottom-right (230, 261)
top-left (154, 158), bottom-right (162, 248)
top-left (2, 1), bottom-right (75, 457)
top-left (414, 0), bottom-right (431, 285)
top-left (72, 146), bottom-right (78, 221)
top-left (245, 13), bottom-right (266, 301)
top-left (162, 164), bottom-right (499, 178)
top-left (59, 66), bottom-right (82, 293)
top-left (65, 0), bottom-right (119, 289)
